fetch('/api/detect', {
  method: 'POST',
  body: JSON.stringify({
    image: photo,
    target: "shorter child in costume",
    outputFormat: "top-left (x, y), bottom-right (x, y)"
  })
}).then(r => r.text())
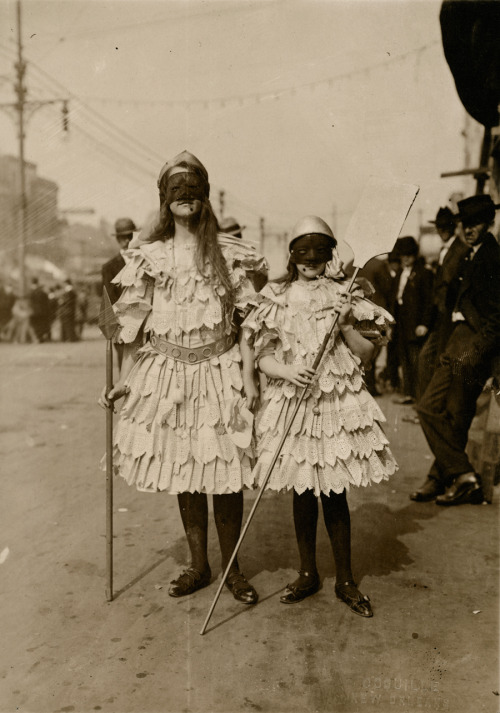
top-left (243, 216), bottom-right (397, 617)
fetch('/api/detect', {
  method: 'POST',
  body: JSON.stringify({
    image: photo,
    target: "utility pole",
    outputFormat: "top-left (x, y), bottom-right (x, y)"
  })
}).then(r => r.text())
top-left (0, 0), bottom-right (69, 296)
top-left (15, 0), bottom-right (28, 296)
top-left (259, 217), bottom-right (265, 254)
top-left (219, 190), bottom-right (225, 221)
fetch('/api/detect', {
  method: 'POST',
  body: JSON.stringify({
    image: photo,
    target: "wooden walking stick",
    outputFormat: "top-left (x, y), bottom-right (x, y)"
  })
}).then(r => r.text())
top-left (200, 178), bottom-right (419, 635)
top-left (98, 288), bottom-right (121, 603)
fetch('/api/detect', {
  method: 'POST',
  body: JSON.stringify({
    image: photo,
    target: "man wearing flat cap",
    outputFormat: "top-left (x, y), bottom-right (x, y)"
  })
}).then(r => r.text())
top-left (416, 206), bottom-right (469, 399)
top-left (412, 194), bottom-right (500, 505)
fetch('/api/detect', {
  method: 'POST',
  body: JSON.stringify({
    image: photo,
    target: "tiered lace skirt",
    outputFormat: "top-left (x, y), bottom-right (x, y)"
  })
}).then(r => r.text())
top-left (112, 343), bottom-right (256, 493)
top-left (252, 354), bottom-right (397, 496)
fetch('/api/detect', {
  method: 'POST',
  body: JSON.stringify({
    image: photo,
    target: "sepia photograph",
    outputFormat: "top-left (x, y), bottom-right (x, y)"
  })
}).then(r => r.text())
top-left (0, 1), bottom-right (498, 712)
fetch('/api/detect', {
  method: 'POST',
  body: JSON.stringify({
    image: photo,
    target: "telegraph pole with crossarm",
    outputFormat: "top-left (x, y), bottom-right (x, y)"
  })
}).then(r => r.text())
top-left (0, 0), bottom-right (69, 295)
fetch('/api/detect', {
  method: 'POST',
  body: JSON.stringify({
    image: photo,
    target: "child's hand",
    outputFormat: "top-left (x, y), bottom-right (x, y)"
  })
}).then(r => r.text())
top-left (242, 372), bottom-right (259, 410)
top-left (98, 382), bottom-right (129, 410)
top-left (336, 293), bottom-right (353, 326)
top-left (283, 364), bottom-right (316, 387)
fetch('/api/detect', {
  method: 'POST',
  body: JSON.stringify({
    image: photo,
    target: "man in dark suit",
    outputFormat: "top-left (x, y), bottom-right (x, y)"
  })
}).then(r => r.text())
top-left (417, 206), bottom-right (469, 400)
top-left (102, 217), bottom-right (137, 305)
top-left (411, 195), bottom-right (500, 505)
top-left (102, 217), bottom-right (137, 366)
top-left (390, 236), bottom-right (434, 404)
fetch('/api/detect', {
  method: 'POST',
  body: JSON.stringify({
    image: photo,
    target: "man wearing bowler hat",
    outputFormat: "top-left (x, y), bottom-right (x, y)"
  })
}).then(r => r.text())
top-left (102, 217), bottom-right (138, 366)
top-left (102, 218), bottom-right (138, 304)
top-left (219, 215), bottom-right (244, 239)
top-left (416, 206), bottom-right (469, 399)
top-left (219, 215), bottom-right (268, 292)
top-left (411, 194), bottom-right (500, 505)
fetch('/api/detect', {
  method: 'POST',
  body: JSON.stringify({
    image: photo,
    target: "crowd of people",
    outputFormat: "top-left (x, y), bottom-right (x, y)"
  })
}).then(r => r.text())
top-left (0, 277), bottom-right (89, 343)
top-left (363, 197), bottom-right (500, 506)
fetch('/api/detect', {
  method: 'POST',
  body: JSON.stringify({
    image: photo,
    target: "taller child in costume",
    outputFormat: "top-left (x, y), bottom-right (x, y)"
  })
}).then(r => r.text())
top-left (99, 151), bottom-right (267, 604)
top-left (243, 216), bottom-right (397, 617)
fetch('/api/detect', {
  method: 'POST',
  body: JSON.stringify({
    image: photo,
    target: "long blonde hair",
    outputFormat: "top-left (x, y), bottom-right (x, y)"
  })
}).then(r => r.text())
top-left (148, 163), bottom-right (235, 319)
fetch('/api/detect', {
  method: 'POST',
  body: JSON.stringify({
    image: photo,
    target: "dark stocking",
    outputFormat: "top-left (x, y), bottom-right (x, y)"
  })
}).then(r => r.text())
top-left (213, 492), bottom-right (243, 573)
top-left (176, 492), bottom-right (210, 573)
top-left (320, 490), bottom-right (354, 584)
top-left (292, 489), bottom-right (319, 584)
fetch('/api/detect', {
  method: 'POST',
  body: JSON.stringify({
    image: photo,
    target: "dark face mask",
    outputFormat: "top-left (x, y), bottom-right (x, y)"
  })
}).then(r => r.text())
top-left (289, 234), bottom-right (335, 265)
top-left (164, 172), bottom-right (207, 205)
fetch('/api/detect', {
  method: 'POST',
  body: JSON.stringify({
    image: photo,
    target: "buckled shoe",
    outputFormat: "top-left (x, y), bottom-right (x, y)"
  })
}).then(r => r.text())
top-left (225, 570), bottom-right (259, 605)
top-left (168, 567), bottom-right (211, 597)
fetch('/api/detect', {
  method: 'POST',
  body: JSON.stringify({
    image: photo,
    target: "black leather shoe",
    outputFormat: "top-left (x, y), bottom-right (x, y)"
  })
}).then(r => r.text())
top-left (168, 567), bottom-right (211, 597)
top-left (335, 580), bottom-right (373, 617)
top-left (410, 478), bottom-right (444, 502)
top-left (435, 473), bottom-right (483, 506)
top-left (280, 570), bottom-right (320, 604)
top-left (225, 570), bottom-right (259, 605)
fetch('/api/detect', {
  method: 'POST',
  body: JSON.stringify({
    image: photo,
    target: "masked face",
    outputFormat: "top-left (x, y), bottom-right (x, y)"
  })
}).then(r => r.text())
top-left (289, 234), bottom-right (335, 266)
top-left (164, 171), bottom-right (207, 206)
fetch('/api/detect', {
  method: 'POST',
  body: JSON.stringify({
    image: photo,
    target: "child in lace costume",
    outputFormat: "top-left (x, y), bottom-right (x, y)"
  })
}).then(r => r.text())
top-left (99, 151), bottom-right (267, 604)
top-left (243, 216), bottom-right (397, 616)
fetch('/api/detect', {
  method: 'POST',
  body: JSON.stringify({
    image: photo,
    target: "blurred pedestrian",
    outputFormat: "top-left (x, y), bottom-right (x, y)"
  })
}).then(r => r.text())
top-left (412, 195), bottom-right (500, 505)
top-left (359, 252), bottom-right (400, 395)
top-left (59, 279), bottom-right (77, 342)
top-left (219, 216), bottom-right (267, 291)
top-left (29, 277), bottom-right (51, 342)
top-left (0, 282), bottom-right (16, 335)
top-left (390, 236), bottom-right (433, 405)
top-left (3, 295), bottom-right (38, 343)
top-left (98, 150), bottom-right (268, 603)
top-left (75, 286), bottom-right (89, 340)
top-left (417, 206), bottom-right (469, 400)
top-left (376, 251), bottom-right (401, 392)
top-left (102, 217), bottom-right (138, 366)
top-left (243, 215), bottom-right (396, 617)
top-left (219, 215), bottom-right (244, 239)
top-left (46, 285), bottom-right (61, 341)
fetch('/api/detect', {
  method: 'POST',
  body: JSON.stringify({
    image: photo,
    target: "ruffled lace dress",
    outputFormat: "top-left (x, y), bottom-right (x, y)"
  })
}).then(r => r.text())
top-left (109, 233), bottom-right (267, 494)
top-left (243, 274), bottom-right (398, 496)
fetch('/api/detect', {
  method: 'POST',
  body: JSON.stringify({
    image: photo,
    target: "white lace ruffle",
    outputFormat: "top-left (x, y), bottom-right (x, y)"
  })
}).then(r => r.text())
top-left (112, 236), bottom-right (267, 343)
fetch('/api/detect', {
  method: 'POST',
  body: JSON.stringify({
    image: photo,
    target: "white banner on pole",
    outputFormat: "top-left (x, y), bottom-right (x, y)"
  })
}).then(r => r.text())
top-left (342, 178), bottom-right (419, 268)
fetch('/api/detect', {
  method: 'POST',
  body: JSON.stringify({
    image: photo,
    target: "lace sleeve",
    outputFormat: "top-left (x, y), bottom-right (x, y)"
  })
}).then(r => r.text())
top-left (113, 251), bottom-right (154, 343)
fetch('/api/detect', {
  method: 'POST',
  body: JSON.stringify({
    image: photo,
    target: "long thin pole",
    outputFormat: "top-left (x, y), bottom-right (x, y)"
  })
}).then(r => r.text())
top-left (105, 339), bottom-right (114, 602)
top-left (15, 0), bottom-right (27, 296)
top-left (200, 268), bottom-right (360, 635)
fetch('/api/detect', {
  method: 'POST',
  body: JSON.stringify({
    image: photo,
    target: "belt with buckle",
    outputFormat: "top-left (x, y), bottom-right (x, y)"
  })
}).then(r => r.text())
top-left (149, 332), bottom-right (236, 364)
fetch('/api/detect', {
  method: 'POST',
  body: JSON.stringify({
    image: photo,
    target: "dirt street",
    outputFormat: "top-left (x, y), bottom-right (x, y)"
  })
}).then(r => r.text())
top-left (0, 329), bottom-right (498, 713)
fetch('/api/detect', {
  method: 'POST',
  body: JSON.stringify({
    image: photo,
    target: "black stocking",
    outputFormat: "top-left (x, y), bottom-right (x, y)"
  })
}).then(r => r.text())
top-left (320, 490), bottom-right (353, 584)
top-left (213, 492), bottom-right (243, 573)
top-left (176, 492), bottom-right (209, 573)
top-left (292, 489), bottom-right (319, 578)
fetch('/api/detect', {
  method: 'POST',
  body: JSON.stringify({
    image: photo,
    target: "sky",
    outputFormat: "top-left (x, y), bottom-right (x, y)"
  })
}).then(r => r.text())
top-left (0, 0), bottom-right (483, 246)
